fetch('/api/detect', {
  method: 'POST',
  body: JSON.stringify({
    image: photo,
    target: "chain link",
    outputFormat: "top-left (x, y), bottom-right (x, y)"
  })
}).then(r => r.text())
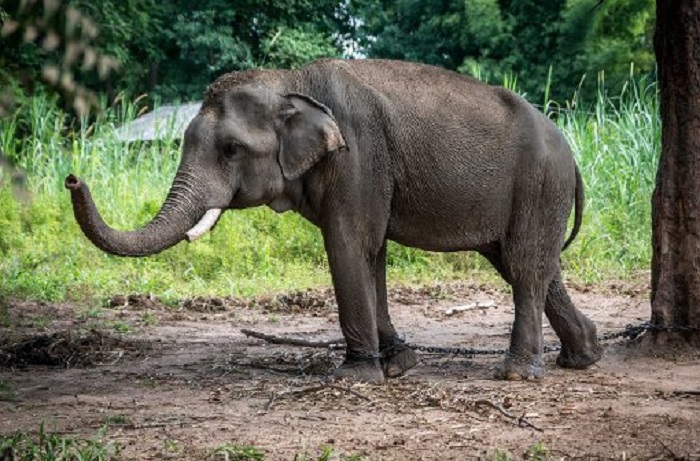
top-left (403, 322), bottom-right (699, 358)
top-left (406, 343), bottom-right (508, 356)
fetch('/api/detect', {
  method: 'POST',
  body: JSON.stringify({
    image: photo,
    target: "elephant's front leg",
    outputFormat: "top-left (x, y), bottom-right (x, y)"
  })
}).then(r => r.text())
top-left (375, 241), bottom-right (418, 377)
top-left (325, 231), bottom-right (385, 383)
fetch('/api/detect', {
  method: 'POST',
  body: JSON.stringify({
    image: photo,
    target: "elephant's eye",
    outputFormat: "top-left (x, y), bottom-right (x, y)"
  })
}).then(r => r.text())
top-left (222, 142), bottom-right (242, 159)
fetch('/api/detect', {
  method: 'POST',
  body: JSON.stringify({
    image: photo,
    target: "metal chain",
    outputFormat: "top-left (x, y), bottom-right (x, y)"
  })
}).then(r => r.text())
top-left (403, 322), bottom-right (699, 358)
top-left (406, 344), bottom-right (508, 356)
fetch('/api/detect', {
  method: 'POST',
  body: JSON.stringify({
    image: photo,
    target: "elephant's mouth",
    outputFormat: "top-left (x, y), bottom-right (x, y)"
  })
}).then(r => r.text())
top-left (185, 208), bottom-right (223, 242)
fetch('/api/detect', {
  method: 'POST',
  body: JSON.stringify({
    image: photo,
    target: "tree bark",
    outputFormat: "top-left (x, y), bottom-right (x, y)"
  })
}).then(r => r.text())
top-left (651, 0), bottom-right (700, 344)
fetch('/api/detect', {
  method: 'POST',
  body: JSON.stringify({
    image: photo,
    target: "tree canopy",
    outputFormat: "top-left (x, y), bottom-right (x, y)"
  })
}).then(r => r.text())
top-left (0, 0), bottom-right (655, 105)
top-left (350, 0), bottom-right (654, 101)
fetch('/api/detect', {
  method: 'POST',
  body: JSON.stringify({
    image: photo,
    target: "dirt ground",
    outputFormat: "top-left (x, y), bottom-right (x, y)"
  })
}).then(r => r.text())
top-left (1, 279), bottom-right (699, 460)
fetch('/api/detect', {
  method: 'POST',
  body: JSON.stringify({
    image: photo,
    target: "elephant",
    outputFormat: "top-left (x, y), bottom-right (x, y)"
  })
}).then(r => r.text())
top-left (65, 58), bottom-right (603, 383)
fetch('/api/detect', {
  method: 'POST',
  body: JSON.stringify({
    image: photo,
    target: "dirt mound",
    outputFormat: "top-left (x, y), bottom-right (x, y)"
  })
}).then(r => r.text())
top-left (388, 282), bottom-right (504, 305)
top-left (108, 293), bottom-right (160, 309)
top-left (271, 289), bottom-right (336, 312)
top-left (0, 329), bottom-right (153, 368)
top-left (103, 282), bottom-right (514, 317)
top-left (107, 288), bottom-right (338, 314)
top-left (180, 288), bottom-right (338, 313)
top-left (180, 296), bottom-right (231, 312)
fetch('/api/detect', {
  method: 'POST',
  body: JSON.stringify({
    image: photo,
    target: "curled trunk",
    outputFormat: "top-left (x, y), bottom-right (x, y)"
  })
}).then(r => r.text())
top-left (65, 173), bottom-right (207, 257)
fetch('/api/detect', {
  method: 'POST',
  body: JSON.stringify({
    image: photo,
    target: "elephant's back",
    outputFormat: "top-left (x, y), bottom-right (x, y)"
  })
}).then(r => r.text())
top-left (305, 59), bottom-right (515, 116)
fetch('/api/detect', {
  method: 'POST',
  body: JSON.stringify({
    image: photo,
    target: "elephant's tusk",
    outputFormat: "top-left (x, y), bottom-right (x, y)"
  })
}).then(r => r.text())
top-left (185, 209), bottom-right (222, 242)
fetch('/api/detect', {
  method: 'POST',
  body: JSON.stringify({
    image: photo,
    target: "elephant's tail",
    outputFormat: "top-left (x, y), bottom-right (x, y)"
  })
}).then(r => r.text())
top-left (562, 164), bottom-right (584, 252)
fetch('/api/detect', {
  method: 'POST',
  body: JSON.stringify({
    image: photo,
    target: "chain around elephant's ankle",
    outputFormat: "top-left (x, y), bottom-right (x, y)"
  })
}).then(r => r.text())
top-left (379, 337), bottom-right (410, 358)
top-left (344, 349), bottom-right (382, 363)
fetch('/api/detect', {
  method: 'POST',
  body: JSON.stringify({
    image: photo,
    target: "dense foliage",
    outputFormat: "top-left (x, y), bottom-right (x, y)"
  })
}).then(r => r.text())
top-left (350, 0), bottom-right (655, 101)
top-left (1, 0), bottom-right (654, 104)
top-left (0, 0), bottom-right (350, 103)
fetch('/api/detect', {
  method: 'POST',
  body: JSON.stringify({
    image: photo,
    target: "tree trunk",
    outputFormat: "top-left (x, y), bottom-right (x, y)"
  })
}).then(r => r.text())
top-left (650, 0), bottom-right (700, 344)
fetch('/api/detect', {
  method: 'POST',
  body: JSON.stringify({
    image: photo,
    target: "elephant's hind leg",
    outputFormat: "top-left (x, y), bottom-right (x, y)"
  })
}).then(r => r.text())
top-left (482, 249), bottom-right (603, 373)
top-left (482, 244), bottom-right (551, 381)
top-left (545, 273), bottom-right (602, 369)
top-left (498, 276), bottom-right (549, 380)
top-left (375, 242), bottom-right (418, 378)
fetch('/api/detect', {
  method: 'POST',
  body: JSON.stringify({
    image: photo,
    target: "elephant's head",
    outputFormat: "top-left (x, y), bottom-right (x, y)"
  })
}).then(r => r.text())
top-left (65, 70), bottom-right (347, 257)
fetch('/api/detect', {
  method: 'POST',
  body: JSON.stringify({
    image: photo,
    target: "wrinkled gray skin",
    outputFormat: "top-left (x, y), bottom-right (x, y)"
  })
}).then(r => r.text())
top-left (66, 59), bottom-right (603, 383)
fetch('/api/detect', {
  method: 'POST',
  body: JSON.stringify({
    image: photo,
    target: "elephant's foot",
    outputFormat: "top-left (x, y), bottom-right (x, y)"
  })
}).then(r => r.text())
top-left (333, 351), bottom-right (385, 384)
top-left (380, 341), bottom-right (418, 378)
top-left (555, 318), bottom-right (603, 369)
top-left (494, 351), bottom-right (545, 381)
top-left (545, 277), bottom-right (603, 369)
top-left (556, 342), bottom-right (603, 369)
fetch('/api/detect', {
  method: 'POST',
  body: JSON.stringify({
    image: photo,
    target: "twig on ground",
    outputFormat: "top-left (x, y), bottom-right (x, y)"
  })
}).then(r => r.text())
top-left (125, 421), bottom-right (183, 430)
top-left (17, 384), bottom-right (50, 393)
top-left (124, 415), bottom-right (218, 430)
top-left (242, 363), bottom-right (302, 374)
top-left (444, 300), bottom-right (497, 316)
top-left (241, 329), bottom-right (345, 349)
top-left (265, 391), bottom-right (276, 411)
top-left (265, 383), bottom-right (372, 411)
top-left (474, 399), bottom-right (543, 432)
top-left (653, 434), bottom-right (682, 460)
top-left (671, 390), bottom-right (700, 396)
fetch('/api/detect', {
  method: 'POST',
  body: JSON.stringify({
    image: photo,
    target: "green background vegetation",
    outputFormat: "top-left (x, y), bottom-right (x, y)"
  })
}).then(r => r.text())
top-left (1, 0), bottom-right (654, 103)
top-left (0, 79), bottom-right (659, 302)
top-left (0, 0), bottom-right (658, 302)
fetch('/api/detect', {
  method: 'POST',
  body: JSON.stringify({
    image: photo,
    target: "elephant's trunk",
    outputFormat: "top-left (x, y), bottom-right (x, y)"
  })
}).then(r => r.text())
top-left (65, 173), bottom-right (220, 257)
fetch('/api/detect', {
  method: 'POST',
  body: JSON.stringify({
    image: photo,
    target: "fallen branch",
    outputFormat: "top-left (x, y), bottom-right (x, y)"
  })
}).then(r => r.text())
top-left (266, 383), bottom-right (372, 411)
top-left (444, 300), bottom-right (497, 316)
top-left (242, 363), bottom-right (302, 374)
top-left (653, 434), bottom-right (681, 460)
top-left (241, 329), bottom-right (345, 349)
top-left (671, 390), bottom-right (700, 396)
top-left (474, 399), bottom-right (542, 432)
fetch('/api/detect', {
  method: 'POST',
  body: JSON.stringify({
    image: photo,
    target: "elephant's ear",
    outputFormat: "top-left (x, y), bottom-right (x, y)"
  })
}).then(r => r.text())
top-left (278, 93), bottom-right (346, 180)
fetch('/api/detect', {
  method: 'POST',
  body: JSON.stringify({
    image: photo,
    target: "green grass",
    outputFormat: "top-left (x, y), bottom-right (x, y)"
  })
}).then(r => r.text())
top-left (111, 320), bottom-right (132, 333)
top-left (102, 414), bottom-right (130, 426)
top-left (0, 80), bottom-right (659, 303)
top-left (212, 443), bottom-right (265, 461)
top-left (0, 379), bottom-right (15, 401)
top-left (0, 423), bottom-right (120, 460)
top-left (210, 443), bottom-right (365, 461)
top-left (491, 442), bottom-right (551, 461)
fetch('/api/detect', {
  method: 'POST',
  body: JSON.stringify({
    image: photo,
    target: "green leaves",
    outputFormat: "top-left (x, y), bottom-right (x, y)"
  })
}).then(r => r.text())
top-left (350, 0), bottom-right (655, 103)
top-left (262, 26), bottom-right (339, 69)
top-left (155, 0), bottom-right (346, 99)
top-left (0, 0), bottom-right (119, 116)
top-left (2, 0), bottom-right (654, 107)
top-left (1, 0), bottom-right (348, 105)
top-left (170, 9), bottom-right (255, 88)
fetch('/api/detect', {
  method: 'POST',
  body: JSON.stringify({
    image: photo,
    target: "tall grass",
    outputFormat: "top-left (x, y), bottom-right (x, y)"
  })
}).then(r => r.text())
top-left (0, 81), bottom-right (659, 302)
top-left (561, 79), bottom-right (659, 278)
